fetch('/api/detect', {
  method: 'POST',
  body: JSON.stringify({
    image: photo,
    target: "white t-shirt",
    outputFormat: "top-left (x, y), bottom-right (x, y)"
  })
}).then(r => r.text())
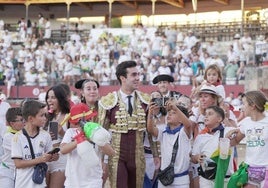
top-left (216, 84), bottom-right (226, 99)
top-left (154, 125), bottom-right (191, 186)
top-left (0, 132), bottom-right (16, 180)
top-left (239, 116), bottom-right (268, 166)
top-left (192, 126), bottom-right (235, 175)
top-left (11, 129), bottom-right (53, 188)
top-left (61, 128), bottom-right (102, 188)
top-left (1, 132), bottom-right (16, 170)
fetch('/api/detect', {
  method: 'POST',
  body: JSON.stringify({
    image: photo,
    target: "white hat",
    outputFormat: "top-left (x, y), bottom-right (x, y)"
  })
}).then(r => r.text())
top-left (258, 35), bottom-right (265, 41)
top-left (234, 34), bottom-right (240, 39)
top-left (198, 84), bottom-right (220, 97)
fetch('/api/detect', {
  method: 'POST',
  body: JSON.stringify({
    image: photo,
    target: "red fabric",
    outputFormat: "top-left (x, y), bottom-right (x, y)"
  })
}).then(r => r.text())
top-left (199, 127), bottom-right (210, 134)
top-left (233, 159), bottom-right (237, 172)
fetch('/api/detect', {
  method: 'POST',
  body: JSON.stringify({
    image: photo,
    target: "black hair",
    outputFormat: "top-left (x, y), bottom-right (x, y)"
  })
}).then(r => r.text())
top-left (177, 105), bottom-right (189, 118)
top-left (45, 84), bottom-right (70, 115)
top-left (115, 60), bottom-right (137, 85)
top-left (206, 105), bottom-right (225, 121)
top-left (57, 83), bottom-right (71, 97)
top-left (22, 100), bottom-right (46, 120)
top-left (6, 107), bottom-right (22, 123)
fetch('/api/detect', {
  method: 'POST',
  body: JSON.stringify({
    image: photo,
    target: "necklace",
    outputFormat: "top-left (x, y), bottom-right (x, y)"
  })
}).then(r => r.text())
top-left (54, 112), bottom-right (61, 121)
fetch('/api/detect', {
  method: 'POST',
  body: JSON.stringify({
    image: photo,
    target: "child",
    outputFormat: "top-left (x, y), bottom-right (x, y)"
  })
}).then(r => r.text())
top-left (147, 98), bottom-right (192, 188)
top-left (192, 64), bottom-right (225, 100)
top-left (191, 105), bottom-right (235, 188)
top-left (0, 107), bottom-right (24, 187)
top-left (60, 103), bottom-right (115, 188)
top-left (227, 90), bottom-right (268, 188)
top-left (11, 100), bottom-right (59, 188)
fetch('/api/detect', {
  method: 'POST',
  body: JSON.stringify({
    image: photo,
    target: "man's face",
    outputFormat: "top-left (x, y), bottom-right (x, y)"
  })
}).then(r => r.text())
top-left (121, 66), bottom-right (140, 92)
top-left (157, 81), bottom-right (170, 95)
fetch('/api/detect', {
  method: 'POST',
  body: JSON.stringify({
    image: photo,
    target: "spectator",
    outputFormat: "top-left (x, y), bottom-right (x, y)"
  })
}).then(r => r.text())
top-left (38, 13), bottom-right (45, 38)
top-left (224, 60), bottom-right (239, 85)
top-left (37, 69), bottom-right (48, 86)
top-left (179, 60), bottom-right (193, 85)
top-left (37, 86), bottom-right (46, 103)
top-left (24, 67), bottom-right (38, 86)
top-left (26, 19), bottom-right (32, 38)
top-left (44, 18), bottom-right (51, 39)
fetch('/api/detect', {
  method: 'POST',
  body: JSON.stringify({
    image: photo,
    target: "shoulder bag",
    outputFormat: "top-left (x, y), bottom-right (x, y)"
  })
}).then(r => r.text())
top-left (157, 133), bottom-right (180, 186)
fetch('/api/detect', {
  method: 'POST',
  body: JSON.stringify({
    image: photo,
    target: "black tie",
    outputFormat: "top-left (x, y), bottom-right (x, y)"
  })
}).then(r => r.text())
top-left (127, 95), bottom-right (133, 116)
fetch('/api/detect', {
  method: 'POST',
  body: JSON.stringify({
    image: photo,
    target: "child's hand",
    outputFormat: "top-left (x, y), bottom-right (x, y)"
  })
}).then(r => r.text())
top-left (191, 154), bottom-right (205, 164)
top-left (40, 153), bottom-right (53, 163)
top-left (226, 129), bottom-right (239, 140)
top-left (49, 153), bottom-right (59, 162)
top-left (148, 101), bottom-right (160, 116)
top-left (153, 156), bottom-right (161, 170)
top-left (165, 98), bottom-right (177, 111)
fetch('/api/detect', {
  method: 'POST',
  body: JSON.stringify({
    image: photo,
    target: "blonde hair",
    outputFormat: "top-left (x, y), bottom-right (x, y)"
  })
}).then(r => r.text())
top-left (243, 90), bottom-right (268, 112)
top-left (204, 64), bottom-right (222, 82)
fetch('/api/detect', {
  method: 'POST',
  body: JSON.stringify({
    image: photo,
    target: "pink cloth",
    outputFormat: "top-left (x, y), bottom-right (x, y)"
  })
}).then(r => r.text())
top-left (263, 169), bottom-right (268, 187)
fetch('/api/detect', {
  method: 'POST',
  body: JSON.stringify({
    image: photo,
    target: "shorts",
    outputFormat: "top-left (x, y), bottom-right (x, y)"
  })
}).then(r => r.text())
top-left (48, 153), bottom-right (67, 173)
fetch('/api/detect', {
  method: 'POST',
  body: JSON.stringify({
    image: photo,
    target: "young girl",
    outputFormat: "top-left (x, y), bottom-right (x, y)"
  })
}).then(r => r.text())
top-left (227, 90), bottom-right (268, 188)
top-left (60, 103), bottom-right (115, 188)
top-left (192, 64), bottom-right (225, 100)
top-left (147, 99), bottom-right (192, 187)
top-left (203, 64), bottom-right (225, 99)
top-left (11, 100), bottom-right (59, 188)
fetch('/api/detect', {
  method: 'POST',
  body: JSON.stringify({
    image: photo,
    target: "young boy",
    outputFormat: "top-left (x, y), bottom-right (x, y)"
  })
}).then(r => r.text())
top-left (0, 107), bottom-right (24, 187)
top-left (147, 99), bottom-right (192, 188)
top-left (11, 100), bottom-right (59, 188)
top-left (191, 105), bottom-right (235, 188)
top-left (60, 103), bottom-right (115, 188)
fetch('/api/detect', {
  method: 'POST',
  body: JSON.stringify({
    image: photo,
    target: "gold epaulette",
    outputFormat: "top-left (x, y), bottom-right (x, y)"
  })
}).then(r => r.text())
top-left (99, 91), bottom-right (118, 110)
top-left (136, 91), bottom-right (150, 105)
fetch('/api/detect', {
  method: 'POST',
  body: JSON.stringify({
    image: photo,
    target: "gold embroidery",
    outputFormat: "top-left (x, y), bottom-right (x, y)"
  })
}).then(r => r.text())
top-left (99, 92), bottom-right (118, 110)
top-left (109, 91), bottom-right (147, 133)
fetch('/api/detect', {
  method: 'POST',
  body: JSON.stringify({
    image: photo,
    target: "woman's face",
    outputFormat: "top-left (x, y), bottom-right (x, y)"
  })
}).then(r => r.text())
top-left (82, 81), bottom-right (99, 105)
top-left (199, 93), bottom-right (217, 109)
top-left (46, 90), bottom-right (59, 113)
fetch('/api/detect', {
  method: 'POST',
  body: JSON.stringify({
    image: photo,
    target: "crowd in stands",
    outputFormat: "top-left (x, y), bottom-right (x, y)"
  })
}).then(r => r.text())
top-left (0, 17), bottom-right (268, 96)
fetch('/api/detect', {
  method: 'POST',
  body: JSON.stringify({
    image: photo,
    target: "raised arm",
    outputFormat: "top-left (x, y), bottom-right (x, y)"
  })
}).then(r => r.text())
top-left (146, 102), bottom-right (159, 138)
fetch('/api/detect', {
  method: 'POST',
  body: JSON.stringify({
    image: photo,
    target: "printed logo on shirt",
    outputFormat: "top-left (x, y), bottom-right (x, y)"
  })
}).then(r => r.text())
top-left (246, 127), bottom-right (265, 147)
top-left (24, 145), bottom-right (29, 149)
top-left (39, 141), bottom-right (45, 148)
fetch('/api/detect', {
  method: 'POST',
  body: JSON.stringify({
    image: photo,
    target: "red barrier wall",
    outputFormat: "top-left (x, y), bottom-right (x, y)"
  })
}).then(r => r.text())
top-left (1, 85), bottom-right (245, 99)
